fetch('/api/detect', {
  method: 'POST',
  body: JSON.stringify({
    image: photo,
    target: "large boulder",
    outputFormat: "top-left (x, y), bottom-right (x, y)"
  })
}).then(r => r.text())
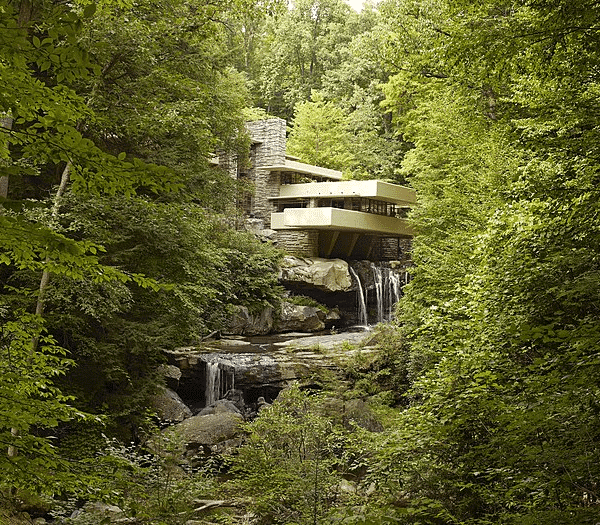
top-left (276, 301), bottom-right (326, 332)
top-left (225, 305), bottom-right (274, 335)
top-left (151, 387), bottom-right (192, 423)
top-left (198, 399), bottom-right (242, 417)
top-left (157, 364), bottom-right (182, 390)
top-left (169, 411), bottom-right (244, 457)
top-left (279, 256), bottom-right (352, 292)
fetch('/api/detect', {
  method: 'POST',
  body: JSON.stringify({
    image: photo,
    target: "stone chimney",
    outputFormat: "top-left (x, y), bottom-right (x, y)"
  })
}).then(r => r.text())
top-left (243, 118), bottom-right (288, 227)
top-left (245, 118), bottom-right (287, 167)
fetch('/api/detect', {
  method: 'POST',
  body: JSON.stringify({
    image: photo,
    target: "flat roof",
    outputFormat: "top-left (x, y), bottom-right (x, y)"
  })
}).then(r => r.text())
top-left (261, 159), bottom-right (343, 180)
top-left (271, 180), bottom-right (416, 206)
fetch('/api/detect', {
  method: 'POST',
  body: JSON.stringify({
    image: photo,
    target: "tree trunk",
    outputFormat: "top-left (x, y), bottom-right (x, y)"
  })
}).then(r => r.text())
top-left (33, 161), bottom-right (71, 324)
top-left (0, 177), bottom-right (8, 200)
top-left (0, 115), bottom-right (13, 199)
top-left (1, 0), bottom-right (35, 200)
top-left (6, 0), bottom-right (52, 467)
top-left (17, 161), bottom-right (73, 459)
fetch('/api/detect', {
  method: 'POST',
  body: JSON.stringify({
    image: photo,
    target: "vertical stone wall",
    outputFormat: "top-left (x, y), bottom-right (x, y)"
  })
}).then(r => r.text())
top-left (245, 119), bottom-right (287, 227)
top-left (245, 119), bottom-right (287, 166)
top-left (252, 168), bottom-right (280, 227)
top-left (275, 231), bottom-right (319, 257)
top-left (218, 151), bottom-right (238, 179)
top-left (380, 237), bottom-right (413, 261)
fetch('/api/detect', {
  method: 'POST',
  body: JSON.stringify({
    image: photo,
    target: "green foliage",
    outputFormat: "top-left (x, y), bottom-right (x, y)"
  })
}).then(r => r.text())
top-left (362, 0), bottom-right (600, 523)
top-left (0, 0), bottom-right (284, 505)
top-left (287, 96), bottom-right (354, 173)
top-left (29, 193), bottom-right (283, 428)
top-left (51, 432), bottom-right (214, 525)
top-left (0, 0), bottom-right (192, 502)
top-left (230, 0), bottom-right (411, 182)
top-left (319, 19), bottom-right (412, 182)
top-left (395, 88), bottom-right (518, 378)
top-left (77, 0), bottom-right (251, 209)
top-left (0, 310), bottom-right (93, 494)
top-left (9, 1), bottom-right (600, 523)
top-left (342, 323), bottom-right (411, 406)
top-left (225, 385), bottom-right (364, 524)
top-left (286, 294), bottom-right (328, 312)
top-left (0, 0), bottom-right (179, 196)
top-left (251, 0), bottom-right (358, 119)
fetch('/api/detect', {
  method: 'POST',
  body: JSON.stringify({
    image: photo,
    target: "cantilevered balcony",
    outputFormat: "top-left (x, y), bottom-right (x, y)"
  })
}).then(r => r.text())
top-left (270, 179), bottom-right (416, 236)
top-left (271, 207), bottom-right (413, 237)
top-left (275, 179), bottom-right (415, 206)
top-left (262, 159), bottom-right (343, 181)
top-left (269, 179), bottom-right (415, 258)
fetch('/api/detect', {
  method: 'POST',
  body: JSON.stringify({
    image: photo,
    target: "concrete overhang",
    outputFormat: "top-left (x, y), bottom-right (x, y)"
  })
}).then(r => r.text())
top-left (271, 208), bottom-right (414, 237)
top-left (273, 180), bottom-right (416, 206)
top-left (261, 160), bottom-right (343, 180)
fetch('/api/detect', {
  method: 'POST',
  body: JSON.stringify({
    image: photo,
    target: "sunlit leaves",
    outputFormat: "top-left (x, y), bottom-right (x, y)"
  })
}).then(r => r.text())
top-left (255, 0), bottom-right (357, 118)
top-left (287, 96), bottom-right (354, 172)
top-left (370, 1), bottom-right (600, 523)
top-left (227, 385), bottom-right (347, 525)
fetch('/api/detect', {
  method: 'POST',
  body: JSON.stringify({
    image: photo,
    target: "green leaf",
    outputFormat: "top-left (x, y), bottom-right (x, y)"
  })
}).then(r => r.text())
top-left (83, 3), bottom-right (97, 18)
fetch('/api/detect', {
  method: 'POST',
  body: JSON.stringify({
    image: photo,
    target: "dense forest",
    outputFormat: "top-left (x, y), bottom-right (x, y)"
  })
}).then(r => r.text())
top-left (1, 0), bottom-right (599, 523)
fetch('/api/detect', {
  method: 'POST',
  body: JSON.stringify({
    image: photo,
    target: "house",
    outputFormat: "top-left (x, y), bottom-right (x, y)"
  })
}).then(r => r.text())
top-left (235, 118), bottom-right (415, 261)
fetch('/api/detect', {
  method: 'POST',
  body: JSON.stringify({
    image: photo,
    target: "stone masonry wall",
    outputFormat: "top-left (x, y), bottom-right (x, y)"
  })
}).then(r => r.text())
top-left (380, 237), bottom-right (412, 262)
top-left (245, 119), bottom-right (287, 228)
top-left (252, 168), bottom-right (280, 227)
top-left (275, 231), bottom-right (319, 257)
top-left (245, 119), bottom-right (287, 166)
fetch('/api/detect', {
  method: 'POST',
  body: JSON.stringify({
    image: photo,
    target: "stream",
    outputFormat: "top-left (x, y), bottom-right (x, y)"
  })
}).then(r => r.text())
top-left (170, 261), bottom-right (409, 409)
top-left (169, 328), bottom-right (377, 410)
top-left (213, 327), bottom-right (373, 353)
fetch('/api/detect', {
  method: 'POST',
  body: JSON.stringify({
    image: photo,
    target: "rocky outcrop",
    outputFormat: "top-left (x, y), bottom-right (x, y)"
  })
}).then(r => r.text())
top-left (151, 387), bottom-right (193, 423)
top-left (226, 305), bottom-right (274, 335)
top-left (169, 349), bottom-right (297, 400)
top-left (151, 330), bottom-right (380, 465)
top-left (226, 301), bottom-right (332, 335)
top-left (276, 302), bottom-right (325, 332)
top-left (168, 411), bottom-right (244, 457)
top-left (166, 330), bottom-right (376, 411)
top-left (158, 364), bottom-right (182, 390)
top-left (223, 258), bottom-right (409, 336)
top-left (279, 256), bottom-right (352, 292)
top-left (198, 399), bottom-right (242, 417)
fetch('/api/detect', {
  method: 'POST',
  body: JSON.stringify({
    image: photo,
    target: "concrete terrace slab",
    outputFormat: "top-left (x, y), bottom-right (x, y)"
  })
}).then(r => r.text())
top-left (272, 207), bottom-right (414, 236)
top-left (262, 159), bottom-right (343, 180)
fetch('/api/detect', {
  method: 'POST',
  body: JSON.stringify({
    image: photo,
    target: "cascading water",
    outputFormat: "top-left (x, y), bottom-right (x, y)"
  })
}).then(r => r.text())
top-left (372, 264), bottom-right (384, 323)
top-left (203, 357), bottom-right (235, 407)
top-left (350, 263), bottom-right (409, 326)
top-left (371, 263), bottom-right (406, 323)
top-left (349, 266), bottom-right (368, 327)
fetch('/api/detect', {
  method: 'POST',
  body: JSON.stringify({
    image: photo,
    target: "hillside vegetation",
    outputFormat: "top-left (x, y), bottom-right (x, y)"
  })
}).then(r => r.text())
top-left (1, 0), bottom-right (599, 523)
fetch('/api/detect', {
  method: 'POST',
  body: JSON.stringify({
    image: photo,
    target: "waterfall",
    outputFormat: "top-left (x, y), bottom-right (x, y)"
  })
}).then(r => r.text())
top-left (203, 357), bottom-right (235, 407)
top-left (371, 263), bottom-right (405, 323)
top-left (349, 266), bottom-right (368, 327)
top-left (348, 263), bottom-right (407, 326)
top-left (372, 264), bottom-right (384, 323)
top-left (370, 263), bottom-right (406, 323)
